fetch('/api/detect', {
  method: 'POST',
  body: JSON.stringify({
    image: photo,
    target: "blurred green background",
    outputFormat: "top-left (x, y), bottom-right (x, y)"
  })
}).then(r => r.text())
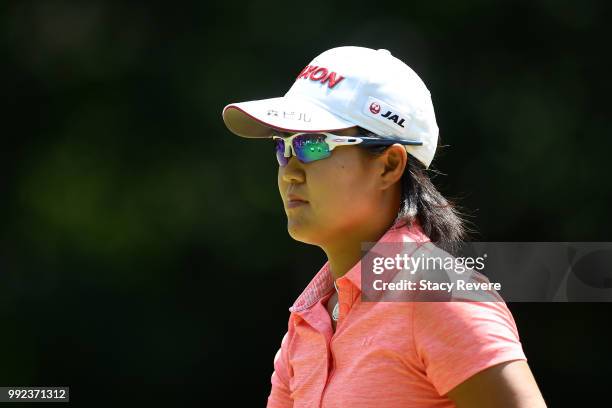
top-left (2, 0), bottom-right (611, 406)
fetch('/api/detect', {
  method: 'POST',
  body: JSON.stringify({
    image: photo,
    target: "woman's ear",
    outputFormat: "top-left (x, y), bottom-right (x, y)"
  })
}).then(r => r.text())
top-left (378, 144), bottom-right (408, 190)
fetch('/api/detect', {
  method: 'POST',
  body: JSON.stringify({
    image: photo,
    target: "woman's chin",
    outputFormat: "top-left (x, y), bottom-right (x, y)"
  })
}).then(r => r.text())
top-left (287, 222), bottom-right (319, 245)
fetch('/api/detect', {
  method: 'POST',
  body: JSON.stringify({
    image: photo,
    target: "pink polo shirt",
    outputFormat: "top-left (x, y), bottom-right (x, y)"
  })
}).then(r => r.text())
top-left (267, 221), bottom-right (527, 408)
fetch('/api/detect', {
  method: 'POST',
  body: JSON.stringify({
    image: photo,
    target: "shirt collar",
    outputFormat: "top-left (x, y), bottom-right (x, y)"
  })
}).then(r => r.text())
top-left (289, 219), bottom-right (430, 313)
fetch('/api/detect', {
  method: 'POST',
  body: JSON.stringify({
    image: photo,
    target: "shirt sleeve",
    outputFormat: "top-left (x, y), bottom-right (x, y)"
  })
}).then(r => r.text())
top-left (412, 300), bottom-right (527, 397)
top-left (266, 328), bottom-right (294, 408)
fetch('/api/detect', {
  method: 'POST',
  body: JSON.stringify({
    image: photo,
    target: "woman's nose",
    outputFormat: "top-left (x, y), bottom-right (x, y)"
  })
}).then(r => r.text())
top-left (280, 156), bottom-right (305, 184)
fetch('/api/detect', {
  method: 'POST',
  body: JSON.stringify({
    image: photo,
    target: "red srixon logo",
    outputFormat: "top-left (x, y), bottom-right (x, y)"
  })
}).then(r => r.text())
top-left (296, 65), bottom-right (345, 89)
top-left (369, 102), bottom-right (381, 114)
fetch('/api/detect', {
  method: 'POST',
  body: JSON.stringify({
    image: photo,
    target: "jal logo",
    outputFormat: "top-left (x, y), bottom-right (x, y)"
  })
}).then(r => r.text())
top-left (369, 102), bottom-right (381, 114)
top-left (296, 65), bottom-right (345, 89)
top-left (381, 110), bottom-right (406, 128)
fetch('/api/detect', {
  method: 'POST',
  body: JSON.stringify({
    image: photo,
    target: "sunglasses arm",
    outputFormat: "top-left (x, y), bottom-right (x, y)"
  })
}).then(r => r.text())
top-left (324, 134), bottom-right (423, 149)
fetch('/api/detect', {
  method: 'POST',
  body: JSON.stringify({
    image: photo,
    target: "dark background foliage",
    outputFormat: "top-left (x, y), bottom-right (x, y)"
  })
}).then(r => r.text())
top-left (2, 1), bottom-right (611, 406)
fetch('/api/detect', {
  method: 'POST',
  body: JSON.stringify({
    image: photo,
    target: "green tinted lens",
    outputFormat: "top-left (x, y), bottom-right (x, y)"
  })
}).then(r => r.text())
top-left (293, 134), bottom-right (331, 163)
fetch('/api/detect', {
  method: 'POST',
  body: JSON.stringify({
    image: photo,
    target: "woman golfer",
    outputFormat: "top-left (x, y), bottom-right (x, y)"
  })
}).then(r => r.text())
top-left (222, 46), bottom-right (546, 407)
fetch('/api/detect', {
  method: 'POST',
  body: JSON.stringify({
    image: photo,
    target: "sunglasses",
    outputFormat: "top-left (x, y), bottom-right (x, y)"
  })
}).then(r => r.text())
top-left (273, 132), bottom-right (422, 166)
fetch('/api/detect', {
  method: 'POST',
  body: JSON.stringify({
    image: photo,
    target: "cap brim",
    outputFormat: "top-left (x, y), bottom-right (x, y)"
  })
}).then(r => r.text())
top-left (222, 96), bottom-right (355, 138)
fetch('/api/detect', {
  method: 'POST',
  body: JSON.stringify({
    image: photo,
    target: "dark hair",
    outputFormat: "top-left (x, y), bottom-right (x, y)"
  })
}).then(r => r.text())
top-left (358, 127), bottom-right (471, 249)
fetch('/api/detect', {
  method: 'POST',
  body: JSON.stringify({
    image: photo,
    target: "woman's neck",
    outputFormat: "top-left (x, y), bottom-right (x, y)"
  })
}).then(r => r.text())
top-left (324, 217), bottom-right (398, 280)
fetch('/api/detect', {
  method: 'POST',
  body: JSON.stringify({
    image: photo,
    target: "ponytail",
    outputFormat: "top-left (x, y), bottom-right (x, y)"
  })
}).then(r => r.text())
top-left (394, 158), bottom-right (470, 250)
top-left (358, 127), bottom-right (471, 249)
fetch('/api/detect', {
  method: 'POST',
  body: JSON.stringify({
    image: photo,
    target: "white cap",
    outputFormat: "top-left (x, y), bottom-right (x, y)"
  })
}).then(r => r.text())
top-left (222, 46), bottom-right (439, 168)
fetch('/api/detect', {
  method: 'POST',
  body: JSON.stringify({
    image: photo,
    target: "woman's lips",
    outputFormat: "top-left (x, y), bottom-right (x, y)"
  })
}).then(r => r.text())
top-left (287, 193), bottom-right (308, 208)
top-left (287, 199), bottom-right (308, 208)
